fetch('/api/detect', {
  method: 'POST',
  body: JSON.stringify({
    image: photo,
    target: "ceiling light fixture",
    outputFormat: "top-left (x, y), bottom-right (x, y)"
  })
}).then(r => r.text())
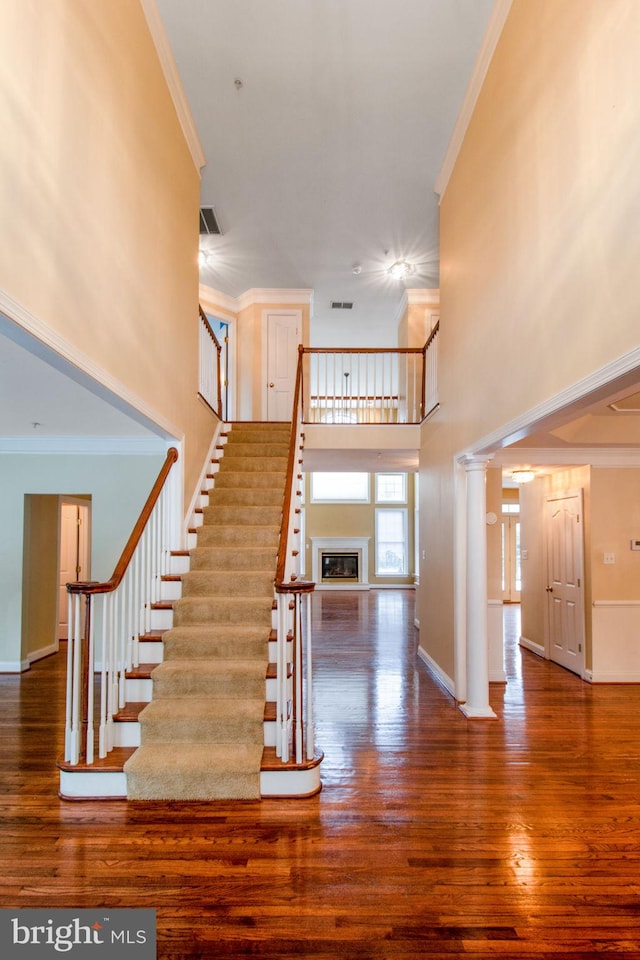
top-left (388, 260), bottom-right (413, 280)
top-left (511, 469), bottom-right (536, 484)
top-left (198, 248), bottom-right (214, 269)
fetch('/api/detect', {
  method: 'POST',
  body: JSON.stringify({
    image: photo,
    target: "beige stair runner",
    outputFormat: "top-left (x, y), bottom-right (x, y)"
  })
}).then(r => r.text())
top-left (124, 422), bottom-right (289, 800)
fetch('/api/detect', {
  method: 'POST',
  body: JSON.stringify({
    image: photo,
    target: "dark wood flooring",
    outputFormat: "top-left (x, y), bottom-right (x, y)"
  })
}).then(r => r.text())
top-left (2, 592), bottom-right (640, 958)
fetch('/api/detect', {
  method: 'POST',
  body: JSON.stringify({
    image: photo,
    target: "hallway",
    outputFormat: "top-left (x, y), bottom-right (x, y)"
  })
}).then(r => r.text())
top-left (2, 591), bottom-right (640, 958)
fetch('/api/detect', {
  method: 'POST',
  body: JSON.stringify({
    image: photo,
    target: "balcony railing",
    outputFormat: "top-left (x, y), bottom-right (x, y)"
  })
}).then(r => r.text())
top-left (300, 322), bottom-right (439, 424)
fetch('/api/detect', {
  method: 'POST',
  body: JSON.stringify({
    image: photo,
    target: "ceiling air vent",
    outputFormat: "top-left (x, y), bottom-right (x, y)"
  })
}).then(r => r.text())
top-left (331, 301), bottom-right (354, 310)
top-left (199, 206), bottom-right (222, 235)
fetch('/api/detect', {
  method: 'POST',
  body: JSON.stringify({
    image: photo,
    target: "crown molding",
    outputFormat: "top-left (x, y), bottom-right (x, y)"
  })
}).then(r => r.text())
top-left (0, 437), bottom-right (168, 455)
top-left (0, 288), bottom-right (183, 441)
top-left (236, 288), bottom-right (314, 311)
top-left (435, 0), bottom-right (513, 199)
top-left (406, 288), bottom-right (440, 306)
top-left (198, 284), bottom-right (239, 319)
top-left (139, 0), bottom-right (206, 174)
top-left (493, 447), bottom-right (640, 469)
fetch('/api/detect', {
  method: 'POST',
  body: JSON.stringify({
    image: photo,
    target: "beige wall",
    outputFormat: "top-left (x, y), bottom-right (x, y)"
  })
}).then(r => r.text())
top-left (21, 496), bottom-right (59, 659)
top-left (589, 468), bottom-right (640, 600)
top-left (0, 0), bottom-right (214, 506)
top-left (419, 0), bottom-right (640, 678)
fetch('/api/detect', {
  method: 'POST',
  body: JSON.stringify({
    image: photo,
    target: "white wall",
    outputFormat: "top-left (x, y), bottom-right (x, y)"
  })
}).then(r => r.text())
top-left (0, 452), bottom-right (164, 670)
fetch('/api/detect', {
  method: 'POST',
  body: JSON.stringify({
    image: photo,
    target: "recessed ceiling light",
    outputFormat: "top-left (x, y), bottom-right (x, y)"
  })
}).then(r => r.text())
top-left (388, 260), bottom-right (413, 280)
top-left (198, 249), bottom-right (214, 269)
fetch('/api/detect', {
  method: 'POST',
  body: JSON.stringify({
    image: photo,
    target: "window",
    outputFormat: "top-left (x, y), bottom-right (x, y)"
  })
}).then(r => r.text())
top-left (310, 472), bottom-right (370, 502)
top-left (375, 509), bottom-right (408, 575)
top-left (502, 503), bottom-right (520, 514)
top-left (375, 473), bottom-right (407, 503)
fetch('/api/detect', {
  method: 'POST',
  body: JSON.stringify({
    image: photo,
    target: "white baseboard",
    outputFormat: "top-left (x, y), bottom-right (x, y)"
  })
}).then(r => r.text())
top-left (28, 643), bottom-right (58, 664)
top-left (0, 659), bottom-right (30, 673)
top-left (588, 670), bottom-right (640, 683)
top-left (417, 645), bottom-right (455, 699)
top-left (519, 635), bottom-right (545, 658)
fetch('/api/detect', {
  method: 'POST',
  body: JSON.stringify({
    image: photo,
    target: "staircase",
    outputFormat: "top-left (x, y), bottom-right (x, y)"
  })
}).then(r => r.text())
top-left (58, 422), bottom-right (322, 800)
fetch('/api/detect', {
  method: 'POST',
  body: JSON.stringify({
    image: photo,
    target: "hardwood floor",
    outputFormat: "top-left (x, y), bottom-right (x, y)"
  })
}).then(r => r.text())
top-left (2, 592), bottom-right (640, 958)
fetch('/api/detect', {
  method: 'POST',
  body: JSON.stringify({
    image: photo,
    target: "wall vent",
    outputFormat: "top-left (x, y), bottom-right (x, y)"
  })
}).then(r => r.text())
top-left (331, 301), bottom-right (354, 310)
top-left (199, 206), bottom-right (222, 235)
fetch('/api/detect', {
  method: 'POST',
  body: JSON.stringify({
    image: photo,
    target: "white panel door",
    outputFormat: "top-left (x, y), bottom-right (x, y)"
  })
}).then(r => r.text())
top-left (545, 490), bottom-right (585, 676)
top-left (266, 312), bottom-right (300, 421)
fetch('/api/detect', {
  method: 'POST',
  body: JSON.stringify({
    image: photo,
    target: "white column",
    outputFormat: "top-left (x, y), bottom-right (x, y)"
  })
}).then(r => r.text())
top-left (460, 455), bottom-right (497, 720)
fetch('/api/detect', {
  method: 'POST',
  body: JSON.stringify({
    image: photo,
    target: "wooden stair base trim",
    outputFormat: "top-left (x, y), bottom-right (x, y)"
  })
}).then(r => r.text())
top-left (114, 702), bottom-right (148, 721)
top-left (261, 747), bottom-right (324, 772)
top-left (139, 630), bottom-right (166, 641)
top-left (124, 664), bottom-right (156, 680)
top-left (150, 601), bottom-right (173, 611)
top-left (57, 747), bottom-right (136, 774)
top-left (161, 574), bottom-right (181, 583)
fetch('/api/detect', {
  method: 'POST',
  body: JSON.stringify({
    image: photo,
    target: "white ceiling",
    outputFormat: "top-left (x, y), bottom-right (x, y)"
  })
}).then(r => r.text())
top-left (157, 0), bottom-right (495, 344)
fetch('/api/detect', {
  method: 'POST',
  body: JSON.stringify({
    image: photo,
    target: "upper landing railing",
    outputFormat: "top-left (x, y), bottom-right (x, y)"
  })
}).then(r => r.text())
top-left (300, 321), bottom-right (439, 424)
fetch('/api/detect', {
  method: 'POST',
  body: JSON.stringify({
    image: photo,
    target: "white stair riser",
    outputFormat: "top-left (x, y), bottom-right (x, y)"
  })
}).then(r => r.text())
top-left (139, 641), bottom-right (164, 662)
top-left (113, 722), bottom-right (141, 747)
top-left (114, 719), bottom-right (275, 749)
top-left (150, 609), bottom-right (173, 630)
top-left (170, 555), bottom-right (190, 575)
top-left (187, 532), bottom-right (198, 549)
top-left (59, 770), bottom-right (127, 799)
top-left (268, 641), bottom-right (293, 660)
top-left (125, 678), bottom-right (153, 701)
top-left (260, 766), bottom-right (321, 798)
top-left (160, 581), bottom-right (182, 601)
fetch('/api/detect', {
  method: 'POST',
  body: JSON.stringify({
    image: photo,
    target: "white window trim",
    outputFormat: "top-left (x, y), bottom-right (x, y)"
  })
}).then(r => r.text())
top-left (375, 472), bottom-right (408, 504)
top-left (375, 507), bottom-right (409, 577)
top-left (310, 472), bottom-right (370, 504)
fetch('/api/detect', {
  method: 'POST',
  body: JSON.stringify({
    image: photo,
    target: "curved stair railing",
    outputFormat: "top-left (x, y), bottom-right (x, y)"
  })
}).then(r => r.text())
top-left (64, 448), bottom-right (180, 766)
top-left (275, 345), bottom-right (316, 764)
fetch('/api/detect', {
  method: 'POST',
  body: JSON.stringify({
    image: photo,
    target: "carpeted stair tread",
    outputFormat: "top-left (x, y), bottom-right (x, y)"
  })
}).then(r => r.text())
top-left (214, 471), bottom-right (286, 489)
top-left (202, 504), bottom-right (282, 525)
top-left (181, 570), bottom-right (274, 598)
top-left (172, 595), bottom-right (273, 626)
top-left (138, 698), bottom-right (264, 743)
top-left (188, 547), bottom-right (277, 571)
top-left (124, 743), bottom-right (263, 800)
top-left (220, 442), bottom-right (289, 458)
top-left (194, 525), bottom-right (280, 548)
top-left (211, 487), bottom-right (284, 506)
top-left (162, 629), bottom-right (268, 661)
top-left (216, 456), bottom-right (287, 473)
top-left (151, 659), bottom-right (266, 698)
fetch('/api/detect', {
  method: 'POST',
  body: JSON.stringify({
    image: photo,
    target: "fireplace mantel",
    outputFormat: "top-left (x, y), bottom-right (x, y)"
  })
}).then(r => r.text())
top-left (310, 537), bottom-right (370, 590)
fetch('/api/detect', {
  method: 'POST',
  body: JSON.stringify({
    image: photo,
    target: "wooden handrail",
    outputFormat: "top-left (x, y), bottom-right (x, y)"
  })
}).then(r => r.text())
top-left (302, 346), bottom-right (423, 355)
top-left (424, 319), bottom-right (440, 353)
top-left (275, 346), bottom-right (304, 587)
top-left (199, 305), bottom-right (222, 355)
top-left (67, 447), bottom-right (179, 596)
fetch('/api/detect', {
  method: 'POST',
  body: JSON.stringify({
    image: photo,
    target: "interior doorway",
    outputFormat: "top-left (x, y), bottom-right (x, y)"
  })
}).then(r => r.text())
top-left (501, 513), bottom-right (521, 602)
top-left (58, 499), bottom-right (91, 641)
top-left (545, 489), bottom-right (585, 676)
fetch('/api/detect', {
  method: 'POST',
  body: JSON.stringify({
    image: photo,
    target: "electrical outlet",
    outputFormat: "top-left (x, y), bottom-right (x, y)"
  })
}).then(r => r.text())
top-left (604, 553), bottom-right (616, 565)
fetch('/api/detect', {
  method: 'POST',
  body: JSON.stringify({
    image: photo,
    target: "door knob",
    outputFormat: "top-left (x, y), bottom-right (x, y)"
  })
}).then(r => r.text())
top-left (268, 382), bottom-right (274, 387)
top-left (546, 586), bottom-right (553, 592)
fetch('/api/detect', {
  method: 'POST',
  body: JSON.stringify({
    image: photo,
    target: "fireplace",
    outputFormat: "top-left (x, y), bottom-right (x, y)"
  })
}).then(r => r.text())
top-left (321, 552), bottom-right (358, 582)
top-left (310, 537), bottom-right (370, 590)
